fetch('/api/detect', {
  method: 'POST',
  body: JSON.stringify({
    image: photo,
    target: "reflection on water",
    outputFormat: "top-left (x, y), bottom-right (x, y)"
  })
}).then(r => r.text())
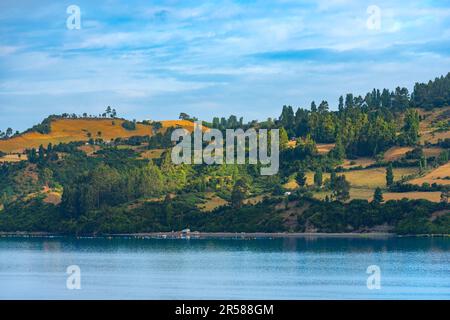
top-left (0, 236), bottom-right (449, 299)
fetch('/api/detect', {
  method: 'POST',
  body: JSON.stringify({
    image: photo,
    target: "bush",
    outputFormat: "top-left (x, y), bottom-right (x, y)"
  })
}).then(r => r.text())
top-left (121, 120), bottom-right (136, 131)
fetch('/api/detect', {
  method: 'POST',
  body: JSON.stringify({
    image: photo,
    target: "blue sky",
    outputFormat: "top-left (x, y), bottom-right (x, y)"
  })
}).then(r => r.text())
top-left (1, 0), bottom-right (450, 131)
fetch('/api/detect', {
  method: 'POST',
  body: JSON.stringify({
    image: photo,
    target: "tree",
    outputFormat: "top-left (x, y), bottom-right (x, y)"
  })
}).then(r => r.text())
top-left (332, 175), bottom-right (350, 202)
top-left (419, 156), bottom-right (427, 172)
top-left (338, 95), bottom-right (344, 113)
top-left (212, 117), bottom-right (220, 129)
top-left (6, 128), bottom-right (13, 137)
top-left (179, 113), bottom-right (190, 120)
top-left (400, 109), bottom-right (420, 145)
top-left (163, 194), bottom-right (174, 228)
top-left (231, 179), bottom-right (248, 209)
top-left (106, 106), bottom-right (112, 116)
top-left (329, 171), bottom-right (337, 190)
top-left (318, 100), bottom-right (329, 113)
top-left (314, 168), bottom-right (323, 186)
top-left (386, 163), bottom-right (394, 187)
top-left (41, 168), bottom-right (53, 187)
top-left (27, 148), bottom-right (38, 163)
top-left (332, 134), bottom-right (346, 160)
top-left (279, 127), bottom-right (289, 151)
top-left (38, 145), bottom-right (45, 161)
top-left (372, 187), bottom-right (383, 204)
top-left (296, 171), bottom-right (307, 187)
top-left (279, 105), bottom-right (295, 131)
top-left (441, 187), bottom-right (449, 204)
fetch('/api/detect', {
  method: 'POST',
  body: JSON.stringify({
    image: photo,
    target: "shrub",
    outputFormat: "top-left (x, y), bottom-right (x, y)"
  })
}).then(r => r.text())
top-left (121, 120), bottom-right (136, 131)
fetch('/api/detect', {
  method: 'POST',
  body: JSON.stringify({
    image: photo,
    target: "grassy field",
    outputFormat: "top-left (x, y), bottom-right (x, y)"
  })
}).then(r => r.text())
top-left (284, 166), bottom-right (421, 201)
top-left (0, 119), bottom-right (151, 153)
top-left (77, 144), bottom-right (102, 156)
top-left (0, 118), bottom-right (198, 153)
top-left (197, 192), bottom-right (228, 212)
top-left (43, 191), bottom-right (62, 205)
top-left (339, 167), bottom-right (419, 188)
top-left (408, 163), bottom-right (450, 186)
top-left (308, 188), bottom-right (441, 202)
top-left (244, 194), bottom-right (266, 205)
top-left (139, 149), bottom-right (166, 160)
top-left (0, 154), bottom-right (27, 163)
top-left (301, 167), bottom-right (419, 188)
top-left (316, 143), bottom-right (335, 154)
top-left (284, 167), bottom-right (418, 190)
top-left (382, 191), bottom-right (442, 202)
top-left (341, 157), bottom-right (376, 169)
top-left (383, 146), bottom-right (414, 161)
top-left (159, 119), bottom-right (207, 133)
top-left (419, 106), bottom-right (450, 144)
top-left (423, 147), bottom-right (445, 158)
top-left (383, 146), bottom-right (444, 161)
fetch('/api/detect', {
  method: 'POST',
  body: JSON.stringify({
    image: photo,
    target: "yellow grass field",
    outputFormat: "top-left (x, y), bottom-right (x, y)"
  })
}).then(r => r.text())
top-left (302, 167), bottom-right (418, 188)
top-left (312, 189), bottom-right (441, 202)
top-left (423, 147), bottom-right (445, 158)
top-left (285, 167), bottom-right (418, 190)
top-left (338, 167), bottom-right (419, 188)
top-left (383, 146), bottom-right (444, 161)
top-left (316, 143), bottom-right (335, 154)
top-left (197, 192), bottom-right (228, 212)
top-left (382, 191), bottom-right (442, 202)
top-left (383, 146), bottom-right (414, 161)
top-left (244, 194), bottom-right (266, 205)
top-left (287, 167), bottom-right (421, 201)
top-left (77, 144), bottom-right (101, 156)
top-left (139, 149), bottom-right (166, 160)
top-left (421, 130), bottom-right (450, 144)
top-left (341, 158), bottom-right (376, 169)
top-left (0, 118), bottom-right (198, 153)
top-left (159, 119), bottom-right (207, 133)
top-left (43, 192), bottom-right (62, 205)
top-left (408, 163), bottom-right (450, 186)
top-left (419, 106), bottom-right (450, 144)
top-left (0, 154), bottom-right (28, 163)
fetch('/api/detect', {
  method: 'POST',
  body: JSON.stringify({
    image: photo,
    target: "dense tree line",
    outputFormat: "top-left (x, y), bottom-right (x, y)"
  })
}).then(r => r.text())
top-left (412, 72), bottom-right (450, 109)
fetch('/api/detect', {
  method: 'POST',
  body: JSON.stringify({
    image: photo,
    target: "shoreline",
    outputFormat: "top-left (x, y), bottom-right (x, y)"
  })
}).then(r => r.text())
top-left (0, 231), bottom-right (448, 239)
top-left (119, 231), bottom-right (396, 239)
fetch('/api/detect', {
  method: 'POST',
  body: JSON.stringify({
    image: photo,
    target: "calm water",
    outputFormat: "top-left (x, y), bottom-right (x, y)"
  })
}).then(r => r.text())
top-left (0, 236), bottom-right (449, 299)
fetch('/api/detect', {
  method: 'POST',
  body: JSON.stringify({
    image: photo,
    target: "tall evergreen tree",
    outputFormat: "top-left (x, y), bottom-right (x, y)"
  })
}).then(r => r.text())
top-left (296, 171), bottom-right (307, 187)
top-left (332, 175), bottom-right (350, 202)
top-left (314, 168), bottom-right (323, 187)
top-left (386, 163), bottom-right (394, 187)
top-left (372, 187), bottom-right (383, 204)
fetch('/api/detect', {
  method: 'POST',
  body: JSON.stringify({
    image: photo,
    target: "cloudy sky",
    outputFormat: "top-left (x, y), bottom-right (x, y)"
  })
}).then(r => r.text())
top-left (1, 0), bottom-right (450, 131)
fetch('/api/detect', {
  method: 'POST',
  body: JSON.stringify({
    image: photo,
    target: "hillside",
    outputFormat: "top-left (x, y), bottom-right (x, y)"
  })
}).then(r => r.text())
top-left (0, 73), bottom-right (449, 236)
top-left (0, 118), bottom-right (196, 153)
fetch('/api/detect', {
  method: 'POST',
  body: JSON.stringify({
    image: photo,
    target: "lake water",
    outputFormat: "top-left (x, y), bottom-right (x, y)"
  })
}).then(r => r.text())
top-left (0, 236), bottom-right (449, 299)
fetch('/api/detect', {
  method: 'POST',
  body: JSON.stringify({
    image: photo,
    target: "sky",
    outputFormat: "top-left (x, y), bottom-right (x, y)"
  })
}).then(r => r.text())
top-left (1, 0), bottom-right (450, 131)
